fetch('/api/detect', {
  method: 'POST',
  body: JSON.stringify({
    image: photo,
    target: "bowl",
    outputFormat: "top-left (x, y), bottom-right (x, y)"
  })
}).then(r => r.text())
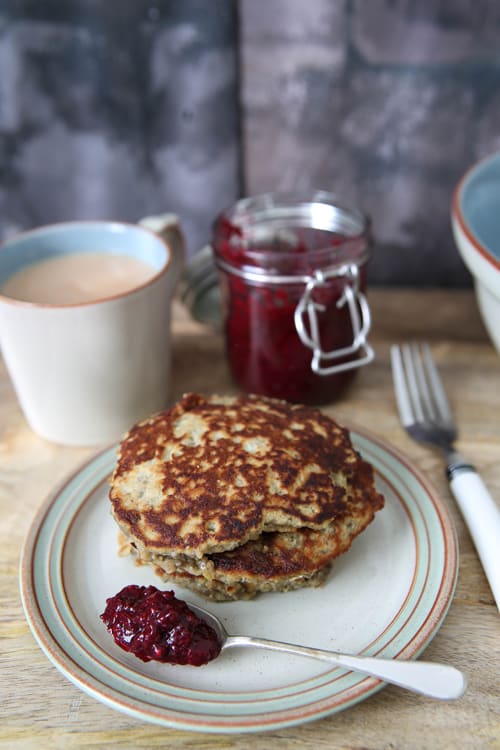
top-left (451, 151), bottom-right (500, 352)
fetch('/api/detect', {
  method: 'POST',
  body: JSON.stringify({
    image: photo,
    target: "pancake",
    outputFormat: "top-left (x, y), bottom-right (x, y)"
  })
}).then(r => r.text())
top-left (109, 393), bottom-right (384, 600)
top-left (147, 504), bottom-right (379, 600)
top-left (110, 393), bottom-right (377, 556)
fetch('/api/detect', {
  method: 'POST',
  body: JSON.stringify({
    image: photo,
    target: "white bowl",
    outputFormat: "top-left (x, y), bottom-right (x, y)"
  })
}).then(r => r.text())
top-left (452, 151), bottom-right (500, 352)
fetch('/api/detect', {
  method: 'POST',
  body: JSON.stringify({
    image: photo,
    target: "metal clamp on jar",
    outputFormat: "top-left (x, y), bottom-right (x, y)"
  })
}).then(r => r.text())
top-left (212, 191), bottom-right (374, 405)
top-left (294, 262), bottom-right (373, 375)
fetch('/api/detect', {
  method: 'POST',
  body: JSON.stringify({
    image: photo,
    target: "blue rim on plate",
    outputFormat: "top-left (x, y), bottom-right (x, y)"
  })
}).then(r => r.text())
top-left (19, 427), bottom-right (458, 734)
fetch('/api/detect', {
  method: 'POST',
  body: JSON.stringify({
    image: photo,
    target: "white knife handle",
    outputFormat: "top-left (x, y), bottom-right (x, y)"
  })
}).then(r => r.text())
top-left (448, 466), bottom-right (500, 612)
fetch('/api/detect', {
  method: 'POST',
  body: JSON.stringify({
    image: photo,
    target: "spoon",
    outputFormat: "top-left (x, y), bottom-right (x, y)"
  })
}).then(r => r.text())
top-left (190, 602), bottom-right (467, 701)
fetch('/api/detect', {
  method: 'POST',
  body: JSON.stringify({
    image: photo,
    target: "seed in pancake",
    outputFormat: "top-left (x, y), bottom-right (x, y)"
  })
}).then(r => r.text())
top-left (205, 519), bottom-right (220, 533)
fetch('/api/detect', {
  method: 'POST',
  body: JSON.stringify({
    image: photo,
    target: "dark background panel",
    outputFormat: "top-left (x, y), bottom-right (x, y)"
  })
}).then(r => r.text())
top-left (2, 0), bottom-right (500, 285)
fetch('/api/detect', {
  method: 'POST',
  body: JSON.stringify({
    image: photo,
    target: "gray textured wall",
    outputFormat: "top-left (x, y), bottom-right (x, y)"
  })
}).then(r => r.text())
top-left (1, 0), bottom-right (500, 286)
top-left (240, 0), bottom-right (500, 286)
top-left (0, 0), bottom-right (241, 259)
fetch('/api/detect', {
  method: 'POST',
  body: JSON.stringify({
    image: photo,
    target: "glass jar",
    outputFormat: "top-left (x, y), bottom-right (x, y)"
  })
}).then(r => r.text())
top-left (212, 191), bottom-right (374, 405)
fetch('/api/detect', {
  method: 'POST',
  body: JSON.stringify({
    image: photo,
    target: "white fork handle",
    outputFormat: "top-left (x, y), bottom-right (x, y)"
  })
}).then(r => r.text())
top-left (449, 468), bottom-right (500, 612)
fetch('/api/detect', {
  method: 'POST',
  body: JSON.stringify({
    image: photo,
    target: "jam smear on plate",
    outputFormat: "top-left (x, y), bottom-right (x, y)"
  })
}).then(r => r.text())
top-left (101, 584), bottom-right (221, 666)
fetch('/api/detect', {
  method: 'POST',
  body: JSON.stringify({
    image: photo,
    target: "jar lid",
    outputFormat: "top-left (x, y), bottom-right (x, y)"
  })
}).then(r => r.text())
top-left (212, 191), bottom-right (371, 281)
top-left (179, 245), bottom-right (221, 329)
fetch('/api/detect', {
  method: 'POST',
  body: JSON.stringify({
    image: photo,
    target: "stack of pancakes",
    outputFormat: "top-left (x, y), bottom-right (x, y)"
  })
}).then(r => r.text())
top-left (109, 393), bottom-right (384, 601)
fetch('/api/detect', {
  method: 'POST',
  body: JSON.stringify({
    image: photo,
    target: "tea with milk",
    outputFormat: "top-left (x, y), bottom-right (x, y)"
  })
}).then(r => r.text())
top-left (1, 252), bottom-right (156, 304)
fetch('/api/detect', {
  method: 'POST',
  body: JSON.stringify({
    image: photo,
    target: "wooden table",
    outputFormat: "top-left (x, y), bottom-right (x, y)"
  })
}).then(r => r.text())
top-left (1, 289), bottom-right (499, 749)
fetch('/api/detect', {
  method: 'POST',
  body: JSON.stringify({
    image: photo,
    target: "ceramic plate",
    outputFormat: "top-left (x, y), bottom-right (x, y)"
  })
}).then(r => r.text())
top-left (20, 428), bottom-right (458, 734)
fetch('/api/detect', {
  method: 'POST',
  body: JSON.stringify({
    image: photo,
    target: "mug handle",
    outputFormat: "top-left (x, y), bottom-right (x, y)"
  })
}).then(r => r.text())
top-left (139, 213), bottom-right (185, 289)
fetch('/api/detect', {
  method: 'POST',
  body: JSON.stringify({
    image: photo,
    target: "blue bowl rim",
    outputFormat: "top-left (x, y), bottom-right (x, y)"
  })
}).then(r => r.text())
top-left (452, 151), bottom-right (500, 272)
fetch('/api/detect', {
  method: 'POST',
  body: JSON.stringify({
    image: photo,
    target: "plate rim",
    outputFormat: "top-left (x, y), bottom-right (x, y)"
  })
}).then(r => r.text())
top-left (19, 424), bottom-right (458, 734)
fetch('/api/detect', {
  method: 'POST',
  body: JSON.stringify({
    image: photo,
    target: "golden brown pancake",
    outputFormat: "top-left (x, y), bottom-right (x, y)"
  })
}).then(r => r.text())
top-left (148, 507), bottom-right (380, 601)
top-left (109, 393), bottom-right (384, 600)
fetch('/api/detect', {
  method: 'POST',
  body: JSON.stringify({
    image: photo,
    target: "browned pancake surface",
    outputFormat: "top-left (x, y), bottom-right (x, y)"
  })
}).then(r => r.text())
top-left (145, 470), bottom-right (384, 600)
top-left (110, 393), bottom-right (377, 558)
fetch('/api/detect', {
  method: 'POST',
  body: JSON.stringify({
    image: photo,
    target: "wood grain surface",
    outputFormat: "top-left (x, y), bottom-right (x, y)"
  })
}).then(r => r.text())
top-left (1, 289), bottom-right (499, 750)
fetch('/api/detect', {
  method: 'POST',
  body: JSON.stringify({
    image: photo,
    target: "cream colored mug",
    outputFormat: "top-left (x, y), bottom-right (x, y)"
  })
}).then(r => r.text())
top-left (0, 215), bottom-right (184, 446)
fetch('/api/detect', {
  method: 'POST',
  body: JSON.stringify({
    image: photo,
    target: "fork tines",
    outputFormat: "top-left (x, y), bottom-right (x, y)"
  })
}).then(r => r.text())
top-left (390, 343), bottom-right (455, 430)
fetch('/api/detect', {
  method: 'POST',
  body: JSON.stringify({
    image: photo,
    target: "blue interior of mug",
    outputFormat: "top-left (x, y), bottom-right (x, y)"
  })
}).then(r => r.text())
top-left (0, 221), bottom-right (168, 288)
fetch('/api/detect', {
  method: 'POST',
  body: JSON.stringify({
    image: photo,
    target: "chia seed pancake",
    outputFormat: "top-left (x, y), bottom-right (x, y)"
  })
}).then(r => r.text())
top-left (145, 505), bottom-right (380, 601)
top-left (109, 393), bottom-right (384, 600)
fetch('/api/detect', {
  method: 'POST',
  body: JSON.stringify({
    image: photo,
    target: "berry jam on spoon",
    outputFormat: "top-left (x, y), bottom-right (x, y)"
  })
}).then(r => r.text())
top-left (101, 585), bottom-right (221, 666)
top-left (102, 584), bottom-right (466, 700)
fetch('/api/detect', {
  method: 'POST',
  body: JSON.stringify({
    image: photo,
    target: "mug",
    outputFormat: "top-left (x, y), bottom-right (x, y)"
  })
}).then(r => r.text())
top-left (0, 215), bottom-right (184, 446)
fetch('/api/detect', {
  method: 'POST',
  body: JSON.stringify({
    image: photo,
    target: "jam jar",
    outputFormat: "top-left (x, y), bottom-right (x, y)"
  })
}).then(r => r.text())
top-left (212, 192), bottom-right (374, 405)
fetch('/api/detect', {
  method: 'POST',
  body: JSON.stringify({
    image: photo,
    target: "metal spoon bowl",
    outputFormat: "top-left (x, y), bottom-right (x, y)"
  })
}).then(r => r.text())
top-left (190, 601), bottom-right (467, 701)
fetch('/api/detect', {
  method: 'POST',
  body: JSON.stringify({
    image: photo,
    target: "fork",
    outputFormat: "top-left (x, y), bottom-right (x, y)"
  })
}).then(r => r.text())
top-left (391, 342), bottom-right (500, 612)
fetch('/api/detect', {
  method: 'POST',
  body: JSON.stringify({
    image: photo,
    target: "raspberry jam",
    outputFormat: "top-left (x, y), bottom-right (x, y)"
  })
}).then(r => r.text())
top-left (212, 192), bottom-right (373, 405)
top-left (101, 585), bottom-right (221, 666)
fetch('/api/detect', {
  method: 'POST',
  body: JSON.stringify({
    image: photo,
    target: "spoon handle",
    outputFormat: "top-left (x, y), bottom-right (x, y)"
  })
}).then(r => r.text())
top-left (225, 636), bottom-right (466, 701)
